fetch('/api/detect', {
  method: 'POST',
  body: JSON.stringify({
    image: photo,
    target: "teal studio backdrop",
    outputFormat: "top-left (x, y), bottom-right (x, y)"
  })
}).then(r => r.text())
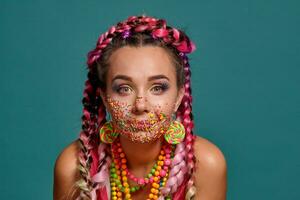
top-left (1, 0), bottom-right (299, 199)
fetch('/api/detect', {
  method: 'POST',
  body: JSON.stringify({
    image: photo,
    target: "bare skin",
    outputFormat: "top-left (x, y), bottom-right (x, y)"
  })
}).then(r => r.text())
top-left (54, 137), bottom-right (227, 200)
top-left (54, 46), bottom-right (227, 200)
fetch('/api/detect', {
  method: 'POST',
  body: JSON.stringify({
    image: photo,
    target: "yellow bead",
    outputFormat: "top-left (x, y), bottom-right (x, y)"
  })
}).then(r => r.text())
top-left (122, 176), bottom-right (127, 181)
top-left (154, 171), bottom-right (159, 176)
top-left (112, 197), bottom-right (117, 200)
top-left (125, 193), bottom-right (131, 199)
top-left (153, 176), bottom-right (159, 182)
top-left (151, 188), bottom-right (156, 193)
top-left (149, 193), bottom-right (154, 198)
top-left (156, 166), bottom-right (161, 171)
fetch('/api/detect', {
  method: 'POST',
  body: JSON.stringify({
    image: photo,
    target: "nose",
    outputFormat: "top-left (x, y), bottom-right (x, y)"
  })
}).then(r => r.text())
top-left (132, 95), bottom-right (149, 114)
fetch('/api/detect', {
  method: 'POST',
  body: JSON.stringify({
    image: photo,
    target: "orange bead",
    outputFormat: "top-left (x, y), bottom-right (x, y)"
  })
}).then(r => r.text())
top-left (123, 182), bottom-right (129, 187)
top-left (117, 191), bottom-right (122, 197)
top-left (124, 187), bottom-right (130, 193)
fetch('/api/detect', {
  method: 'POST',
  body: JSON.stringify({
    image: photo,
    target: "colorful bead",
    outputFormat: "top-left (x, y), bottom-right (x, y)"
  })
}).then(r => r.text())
top-left (110, 139), bottom-right (174, 200)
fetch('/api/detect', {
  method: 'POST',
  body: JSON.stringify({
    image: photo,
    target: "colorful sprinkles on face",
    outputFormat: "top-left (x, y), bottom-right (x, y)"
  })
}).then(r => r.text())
top-left (105, 97), bottom-right (173, 143)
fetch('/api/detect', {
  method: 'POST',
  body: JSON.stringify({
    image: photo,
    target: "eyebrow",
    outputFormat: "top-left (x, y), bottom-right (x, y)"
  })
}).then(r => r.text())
top-left (112, 74), bottom-right (170, 82)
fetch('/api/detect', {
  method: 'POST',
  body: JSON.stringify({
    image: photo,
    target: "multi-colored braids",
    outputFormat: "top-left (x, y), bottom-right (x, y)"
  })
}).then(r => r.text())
top-left (77, 15), bottom-right (196, 199)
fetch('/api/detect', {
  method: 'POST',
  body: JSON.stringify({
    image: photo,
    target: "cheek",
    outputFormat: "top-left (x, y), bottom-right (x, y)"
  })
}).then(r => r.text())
top-left (105, 97), bottom-right (132, 118)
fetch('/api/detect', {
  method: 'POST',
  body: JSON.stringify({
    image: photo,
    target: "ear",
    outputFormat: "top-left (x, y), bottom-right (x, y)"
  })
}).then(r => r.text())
top-left (174, 86), bottom-right (185, 112)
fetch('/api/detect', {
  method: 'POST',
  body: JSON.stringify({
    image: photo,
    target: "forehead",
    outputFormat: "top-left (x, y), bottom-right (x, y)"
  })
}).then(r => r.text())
top-left (107, 46), bottom-right (176, 81)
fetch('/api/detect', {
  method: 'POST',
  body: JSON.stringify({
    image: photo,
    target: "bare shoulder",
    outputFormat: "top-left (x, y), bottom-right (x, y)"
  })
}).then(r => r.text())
top-left (54, 139), bottom-right (81, 200)
top-left (193, 136), bottom-right (227, 200)
top-left (194, 136), bottom-right (227, 170)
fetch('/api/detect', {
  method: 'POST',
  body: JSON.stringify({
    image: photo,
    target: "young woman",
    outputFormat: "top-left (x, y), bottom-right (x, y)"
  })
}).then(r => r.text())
top-left (54, 15), bottom-right (227, 200)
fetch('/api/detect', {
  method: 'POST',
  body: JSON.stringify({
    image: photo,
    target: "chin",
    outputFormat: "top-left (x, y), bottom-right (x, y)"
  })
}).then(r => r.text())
top-left (122, 131), bottom-right (162, 144)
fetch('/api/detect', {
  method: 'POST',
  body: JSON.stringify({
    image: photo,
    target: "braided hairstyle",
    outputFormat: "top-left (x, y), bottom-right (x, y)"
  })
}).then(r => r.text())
top-left (77, 15), bottom-right (196, 199)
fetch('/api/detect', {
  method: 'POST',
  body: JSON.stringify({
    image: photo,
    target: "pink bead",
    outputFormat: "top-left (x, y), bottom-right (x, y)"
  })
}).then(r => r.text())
top-left (130, 174), bottom-right (135, 179)
top-left (165, 148), bottom-right (171, 154)
top-left (149, 176), bottom-right (154, 182)
top-left (164, 159), bottom-right (171, 166)
top-left (160, 170), bottom-right (166, 177)
top-left (138, 179), bottom-right (145, 185)
top-left (165, 154), bottom-right (171, 158)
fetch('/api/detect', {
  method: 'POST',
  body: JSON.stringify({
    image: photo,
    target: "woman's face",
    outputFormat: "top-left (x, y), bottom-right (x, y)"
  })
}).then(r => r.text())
top-left (101, 46), bottom-right (184, 143)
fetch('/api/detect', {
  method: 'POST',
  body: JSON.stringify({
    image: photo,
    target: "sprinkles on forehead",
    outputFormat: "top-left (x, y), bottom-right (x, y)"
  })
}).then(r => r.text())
top-left (78, 15), bottom-right (197, 200)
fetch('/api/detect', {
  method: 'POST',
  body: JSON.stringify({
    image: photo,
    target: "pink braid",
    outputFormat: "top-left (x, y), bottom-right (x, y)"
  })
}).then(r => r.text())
top-left (173, 55), bottom-right (197, 199)
top-left (159, 55), bottom-right (196, 200)
top-left (160, 143), bottom-right (187, 196)
top-left (77, 78), bottom-right (108, 199)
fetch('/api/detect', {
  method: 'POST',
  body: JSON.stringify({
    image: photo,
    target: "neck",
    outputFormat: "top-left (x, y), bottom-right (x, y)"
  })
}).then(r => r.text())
top-left (119, 135), bottom-right (164, 174)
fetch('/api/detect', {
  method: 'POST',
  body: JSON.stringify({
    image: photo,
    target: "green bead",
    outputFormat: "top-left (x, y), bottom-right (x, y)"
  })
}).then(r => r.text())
top-left (130, 187), bottom-right (136, 192)
top-left (118, 183), bottom-right (122, 189)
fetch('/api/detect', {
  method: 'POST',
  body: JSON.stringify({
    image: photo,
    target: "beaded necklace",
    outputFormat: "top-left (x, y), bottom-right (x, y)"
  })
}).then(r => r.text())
top-left (110, 139), bottom-right (174, 200)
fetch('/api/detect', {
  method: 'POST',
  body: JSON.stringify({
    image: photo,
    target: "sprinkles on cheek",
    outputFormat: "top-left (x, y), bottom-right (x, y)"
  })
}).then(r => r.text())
top-left (106, 97), bottom-right (172, 143)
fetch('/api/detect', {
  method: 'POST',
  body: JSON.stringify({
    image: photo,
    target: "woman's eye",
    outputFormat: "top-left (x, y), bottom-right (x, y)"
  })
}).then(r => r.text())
top-left (151, 83), bottom-right (169, 94)
top-left (117, 86), bottom-right (132, 94)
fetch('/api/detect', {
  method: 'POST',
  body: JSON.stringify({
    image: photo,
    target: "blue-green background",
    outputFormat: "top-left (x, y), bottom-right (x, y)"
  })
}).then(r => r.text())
top-left (1, 0), bottom-right (299, 199)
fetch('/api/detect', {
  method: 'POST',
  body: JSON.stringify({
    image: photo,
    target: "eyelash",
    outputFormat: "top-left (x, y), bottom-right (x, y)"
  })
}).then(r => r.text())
top-left (113, 83), bottom-right (169, 95)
